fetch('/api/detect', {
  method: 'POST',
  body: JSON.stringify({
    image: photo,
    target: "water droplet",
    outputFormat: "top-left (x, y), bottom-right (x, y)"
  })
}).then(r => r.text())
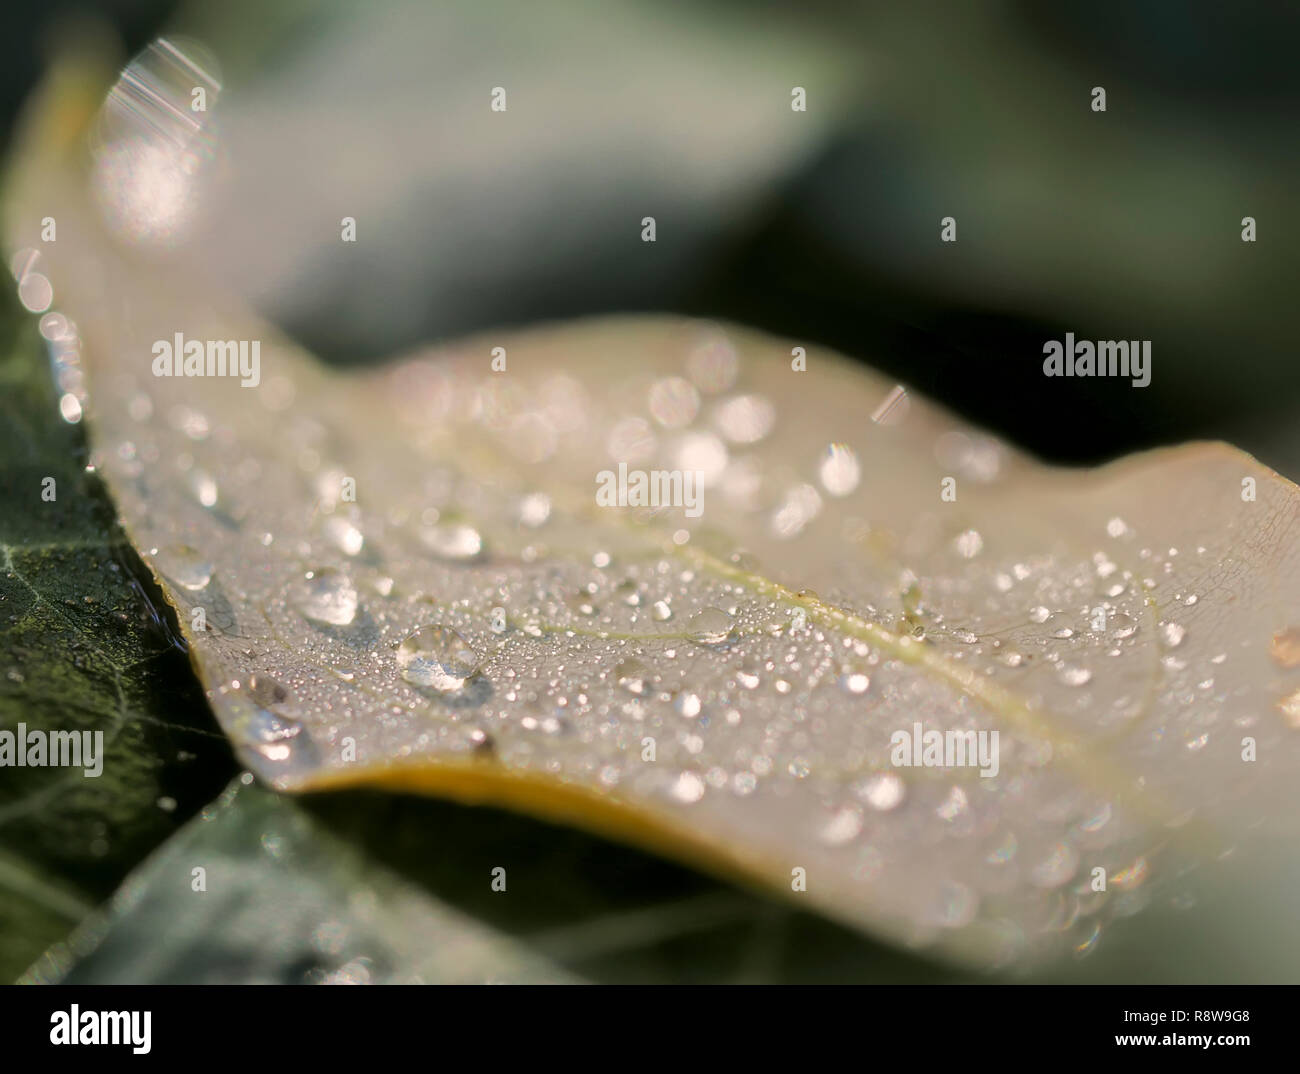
top-left (841, 672), bottom-right (870, 694)
top-left (1276, 687), bottom-right (1300, 729)
top-left (668, 770), bottom-right (706, 803)
top-left (615, 658), bottom-right (651, 695)
top-left (189, 469), bottom-right (219, 508)
top-left (420, 521), bottom-right (484, 561)
top-left (1059, 666), bottom-right (1093, 687)
top-left (687, 607), bottom-right (734, 645)
top-left (856, 772), bottom-right (905, 811)
top-left (954, 529), bottom-right (984, 558)
top-left (158, 544), bottom-right (213, 590)
top-left (818, 443), bottom-right (860, 496)
top-left (652, 600), bottom-right (673, 621)
top-left (712, 393), bottom-right (775, 444)
top-left (1269, 628), bottom-right (1300, 669)
top-left (1160, 622), bottom-right (1186, 648)
top-left (518, 492), bottom-right (551, 528)
top-left (647, 376), bottom-right (700, 428)
top-left (293, 568), bottom-right (358, 626)
top-left (674, 691), bottom-right (702, 717)
top-left (1030, 842), bottom-right (1079, 888)
top-left (818, 805), bottom-right (863, 846)
top-left (248, 673), bottom-right (289, 706)
top-left (396, 625), bottom-right (480, 691)
top-left (324, 516), bottom-right (364, 556)
top-left (686, 332), bottom-right (739, 394)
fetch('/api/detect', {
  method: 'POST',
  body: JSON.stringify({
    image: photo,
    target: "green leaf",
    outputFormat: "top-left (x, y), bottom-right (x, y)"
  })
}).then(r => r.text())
top-left (28, 778), bottom-right (578, 985)
top-left (8, 40), bottom-right (1300, 978)
top-left (0, 290), bottom-right (237, 981)
top-left (37, 776), bottom-right (963, 984)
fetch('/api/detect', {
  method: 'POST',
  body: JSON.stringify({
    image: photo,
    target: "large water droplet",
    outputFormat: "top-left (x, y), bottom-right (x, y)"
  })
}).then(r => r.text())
top-left (157, 544), bottom-right (213, 590)
top-left (396, 625), bottom-right (480, 691)
top-left (688, 607), bottom-right (734, 645)
top-left (293, 568), bottom-right (358, 626)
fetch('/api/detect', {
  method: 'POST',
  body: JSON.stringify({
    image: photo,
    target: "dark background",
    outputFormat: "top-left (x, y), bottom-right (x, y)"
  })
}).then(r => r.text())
top-left (3, 0), bottom-right (1297, 469)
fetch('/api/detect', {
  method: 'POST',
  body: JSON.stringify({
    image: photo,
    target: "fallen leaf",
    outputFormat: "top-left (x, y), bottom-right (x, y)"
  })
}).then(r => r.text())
top-left (7, 41), bottom-right (1300, 972)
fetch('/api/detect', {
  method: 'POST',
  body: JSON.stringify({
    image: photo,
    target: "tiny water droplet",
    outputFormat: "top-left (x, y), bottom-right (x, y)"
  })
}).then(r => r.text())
top-left (1269, 628), bottom-right (1300, 669)
top-left (1161, 622), bottom-right (1186, 648)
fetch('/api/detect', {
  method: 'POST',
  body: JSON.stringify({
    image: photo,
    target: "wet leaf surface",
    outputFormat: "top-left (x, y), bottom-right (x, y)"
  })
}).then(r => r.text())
top-left (7, 43), bottom-right (1300, 975)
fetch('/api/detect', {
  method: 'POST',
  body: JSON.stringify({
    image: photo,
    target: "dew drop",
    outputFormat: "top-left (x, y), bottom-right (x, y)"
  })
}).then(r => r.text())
top-left (324, 516), bottom-right (365, 556)
top-left (293, 568), bottom-right (358, 626)
top-left (818, 443), bottom-right (860, 497)
top-left (857, 772), bottom-right (905, 811)
top-left (1160, 622), bottom-right (1186, 648)
top-left (841, 672), bottom-right (870, 695)
top-left (1059, 666), bottom-right (1093, 687)
top-left (248, 673), bottom-right (289, 707)
top-left (668, 770), bottom-right (706, 804)
top-left (954, 529), bottom-right (984, 558)
top-left (687, 607), bottom-right (735, 645)
top-left (1269, 628), bottom-right (1300, 669)
top-left (396, 625), bottom-right (480, 691)
top-left (818, 805), bottom-right (863, 846)
top-left (189, 469), bottom-right (219, 508)
top-left (158, 544), bottom-right (213, 591)
top-left (1030, 842), bottom-right (1080, 888)
top-left (674, 691), bottom-right (703, 717)
top-left (420, 521), bottom-right (484, 561)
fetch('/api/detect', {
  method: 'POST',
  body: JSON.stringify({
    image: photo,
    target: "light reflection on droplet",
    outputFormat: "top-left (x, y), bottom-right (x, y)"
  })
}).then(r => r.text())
top-left (818, 443), bottom-right (860, 497)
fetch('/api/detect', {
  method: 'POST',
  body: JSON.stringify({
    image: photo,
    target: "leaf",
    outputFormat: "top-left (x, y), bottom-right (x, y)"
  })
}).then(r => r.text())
top-left (7, 41), bottom-right (1300, 974)
top-left (0, 287), bottom-right (236, 981)
top-left (26, 778), bottom-right (576, 985)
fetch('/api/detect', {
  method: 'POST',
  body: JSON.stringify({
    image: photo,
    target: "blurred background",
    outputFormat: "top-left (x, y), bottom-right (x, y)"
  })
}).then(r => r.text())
top-left (4, 0), bottom-right (1297, 472)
